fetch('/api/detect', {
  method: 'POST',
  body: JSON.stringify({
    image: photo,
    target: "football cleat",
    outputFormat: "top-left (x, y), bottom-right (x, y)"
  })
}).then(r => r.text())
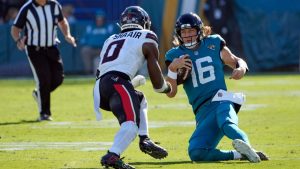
top-left (240, 151), bottom-right (270, 161)
top-left (232, 139), bottom-right (261, 163)
top-left (37, 114), bottom-right (53, 122)
top-left (240, 151), bottom-right (269, 161)
top-left (139, 138), bottom-right (168, 159)
top-left (256, 151), bottom-right (269, 161)
top-left (101, 152), bottom-right (135, 169)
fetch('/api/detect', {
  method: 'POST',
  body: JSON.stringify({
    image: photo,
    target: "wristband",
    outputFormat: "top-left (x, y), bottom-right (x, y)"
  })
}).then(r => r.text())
top-left (154, 80), bottom-right (171, 93)
top-left (167, 69), bottom-right (177, 80)
top-left (236, 60), bottom-right (249, 72)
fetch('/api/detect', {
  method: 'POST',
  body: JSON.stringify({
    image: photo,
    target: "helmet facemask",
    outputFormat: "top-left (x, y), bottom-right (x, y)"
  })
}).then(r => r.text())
top-left (176, 25), bottom-right (202, 49)
top-left (174, 13), bottom-right (204, 48)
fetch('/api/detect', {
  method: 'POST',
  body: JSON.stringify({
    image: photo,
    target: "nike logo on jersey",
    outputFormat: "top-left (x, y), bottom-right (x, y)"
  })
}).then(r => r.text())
top-left (111, 77), bottom-right (119, 82)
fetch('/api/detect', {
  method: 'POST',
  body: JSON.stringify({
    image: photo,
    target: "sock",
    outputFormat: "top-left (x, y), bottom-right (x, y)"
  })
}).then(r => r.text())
top-left (222, 122), bottom-right (250, 145)
top-left (109, 121), bottom-right (138, 155)
top-left (138, 97), bottom-right (149, 136)
top-left (232, 150), bottom-right (242, 159)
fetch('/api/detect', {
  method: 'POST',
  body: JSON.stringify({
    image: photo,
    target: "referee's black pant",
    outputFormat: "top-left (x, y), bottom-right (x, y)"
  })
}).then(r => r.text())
top-left (26, 46), bottom-right (64, 116)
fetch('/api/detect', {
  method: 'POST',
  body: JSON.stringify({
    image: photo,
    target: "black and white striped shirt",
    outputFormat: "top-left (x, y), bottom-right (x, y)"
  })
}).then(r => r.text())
top-left (13, 0), bottom-right (64, 47)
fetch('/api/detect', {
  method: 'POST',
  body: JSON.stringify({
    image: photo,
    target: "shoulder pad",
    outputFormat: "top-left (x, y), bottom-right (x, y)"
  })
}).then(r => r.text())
top-left (139, 30), bottom-right (158, 43)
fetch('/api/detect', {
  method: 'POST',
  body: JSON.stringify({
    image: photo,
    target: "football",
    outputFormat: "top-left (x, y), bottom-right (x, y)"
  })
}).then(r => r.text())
top-left (177, 66), bottom-right (192, 85)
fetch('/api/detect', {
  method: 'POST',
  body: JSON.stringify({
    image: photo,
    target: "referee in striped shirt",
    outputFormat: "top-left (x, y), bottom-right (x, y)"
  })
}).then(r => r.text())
top-left (11, 0), bottom-right (77, 121)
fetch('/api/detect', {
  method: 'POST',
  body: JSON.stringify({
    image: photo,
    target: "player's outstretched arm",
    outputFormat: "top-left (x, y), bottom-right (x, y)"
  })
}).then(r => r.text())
top-left (221, 46), bottom-right (248, 80)
top-left (143, 42), bottom-right (171, 93)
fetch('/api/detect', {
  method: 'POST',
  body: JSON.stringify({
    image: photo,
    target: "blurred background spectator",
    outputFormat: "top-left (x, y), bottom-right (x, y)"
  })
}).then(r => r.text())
top-left (4, 6), bottom-right (18, 24)
top-left (62, 4), bottom-right (77, 24)
top-left (0, 0), bottom-right (26, 24)
top-left (203, 0), bottom-right (244, 58)
top-left (80, 10), bottom-right (116, 75)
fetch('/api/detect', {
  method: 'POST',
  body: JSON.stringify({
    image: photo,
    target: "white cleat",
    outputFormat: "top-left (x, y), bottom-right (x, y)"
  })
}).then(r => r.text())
top-left (232, 139), bottom-right (261, 163)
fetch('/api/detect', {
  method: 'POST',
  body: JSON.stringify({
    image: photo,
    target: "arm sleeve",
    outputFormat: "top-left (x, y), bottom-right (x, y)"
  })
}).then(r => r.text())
top-left (13, 8), bottom-right (27, 29)
top-left (57, 3), bottom-right (64, 22)
top-left (165, 49), bottom-right (176, 62)
top-left (220, 39), bottom-right (226, 50)
top-left (216, 34), bottom-right (226, 50)
top-left (144, 31), bottom-right (159, 48)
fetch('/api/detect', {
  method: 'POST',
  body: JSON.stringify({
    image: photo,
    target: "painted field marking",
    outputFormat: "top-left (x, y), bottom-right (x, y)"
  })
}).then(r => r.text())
top-left (30, 103), bottom-right (265, 129)
top-left (0, 142), bottom-right (112, 151)
top-left (149, 103), bottom-right (266, 111)
top-left (31, 120), bottom-right (195, 129)
top-left (239, 80), bottom-right (300, 86)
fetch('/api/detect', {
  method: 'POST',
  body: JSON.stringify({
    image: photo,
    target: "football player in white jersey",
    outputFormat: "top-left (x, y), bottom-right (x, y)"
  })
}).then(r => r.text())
top-left (93, 6), bottom-right (171, 169)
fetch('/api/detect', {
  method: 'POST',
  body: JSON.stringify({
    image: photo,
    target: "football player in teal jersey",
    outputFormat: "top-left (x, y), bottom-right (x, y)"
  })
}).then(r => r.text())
top-left (164, 13), bottom-right (268, 162)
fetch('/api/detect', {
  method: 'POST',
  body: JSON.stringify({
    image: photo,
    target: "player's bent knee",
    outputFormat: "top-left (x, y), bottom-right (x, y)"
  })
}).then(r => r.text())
top-left (51, 76), bottom-right (64, 91)
top-left (188, 148), bottom-right (210, 161)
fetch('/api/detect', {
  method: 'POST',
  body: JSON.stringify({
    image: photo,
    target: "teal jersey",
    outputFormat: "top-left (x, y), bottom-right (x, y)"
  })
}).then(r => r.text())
top-left (165, 34), bottom-right (227, 113)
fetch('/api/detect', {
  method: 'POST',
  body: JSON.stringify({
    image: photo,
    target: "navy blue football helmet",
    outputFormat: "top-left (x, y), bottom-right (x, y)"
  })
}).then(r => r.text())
top-left (120, 6), bottom-right (151, 31)
top-left (175, 13), bottom-right (203, 47)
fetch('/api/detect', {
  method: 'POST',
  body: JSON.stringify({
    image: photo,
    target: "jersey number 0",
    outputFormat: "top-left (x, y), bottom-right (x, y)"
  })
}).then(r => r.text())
top-left (101, 39), bottom-right (125, 64)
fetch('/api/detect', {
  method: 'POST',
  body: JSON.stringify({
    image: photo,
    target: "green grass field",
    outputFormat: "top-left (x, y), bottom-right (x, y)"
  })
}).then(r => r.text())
top-left (0, 74), bottom-right (300, 169)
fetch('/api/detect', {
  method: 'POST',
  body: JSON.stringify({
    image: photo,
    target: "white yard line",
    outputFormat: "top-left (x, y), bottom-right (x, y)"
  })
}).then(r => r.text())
top-left (238, 80), bottom-right (300, 86)
top-left (242, 104), bottom-right (267, 111)
top-left (30, 104), bottom-right (265, 129)
top-left (0, 142), bottom-right (112, 151)
top-left (149, 103), bottom-right (190, 109)
top-left (31, 120), bottom-right (196, 129)
top-left (149, 103), bottom-right (267, 111)
top-left (244, 91), bottom-right (300, 97)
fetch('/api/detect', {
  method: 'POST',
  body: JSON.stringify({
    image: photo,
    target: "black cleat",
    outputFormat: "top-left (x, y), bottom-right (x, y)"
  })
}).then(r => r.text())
top-left (256, 151), bottom-right (269, 161)
top-left (101, 152), bottom-right (135, 169)
top-left (240, 151), bottom-right (269, 161)
top-left (37, 114), bottom-right (53, 121)
top-left (139, 138), bottom-right (168, 159)
top-left (240, 151), bottom-right (270, 161)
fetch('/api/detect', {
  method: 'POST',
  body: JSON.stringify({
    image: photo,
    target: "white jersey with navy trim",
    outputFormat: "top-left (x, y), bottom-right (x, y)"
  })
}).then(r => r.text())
top-left (98, 29), bottom-right (158, 80)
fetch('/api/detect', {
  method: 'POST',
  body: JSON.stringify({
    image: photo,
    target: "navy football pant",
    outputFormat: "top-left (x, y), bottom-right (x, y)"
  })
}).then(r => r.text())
top-left (26, 46), bottom-right (64, 116)
top-left (99, 71), bottom-right (143, 126)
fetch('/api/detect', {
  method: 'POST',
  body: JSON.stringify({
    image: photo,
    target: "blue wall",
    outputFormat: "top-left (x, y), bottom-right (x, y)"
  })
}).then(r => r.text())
top-left (1, 0), bottom-right (300, 77)
top-left (0, 0), bottom-right (138, 77)
top-left (233, 0), bottom-right (300, 71)
top-left (140, 0), bottom-right (300, 72)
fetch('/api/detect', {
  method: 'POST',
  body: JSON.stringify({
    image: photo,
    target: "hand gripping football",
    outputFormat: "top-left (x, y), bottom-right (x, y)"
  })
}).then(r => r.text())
top-left (177, 58), bottom-right (192, 85)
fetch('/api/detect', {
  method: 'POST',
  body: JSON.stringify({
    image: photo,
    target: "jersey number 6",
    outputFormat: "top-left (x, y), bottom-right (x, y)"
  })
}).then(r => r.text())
top-left (191, 56), bottom-right (216, 87)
